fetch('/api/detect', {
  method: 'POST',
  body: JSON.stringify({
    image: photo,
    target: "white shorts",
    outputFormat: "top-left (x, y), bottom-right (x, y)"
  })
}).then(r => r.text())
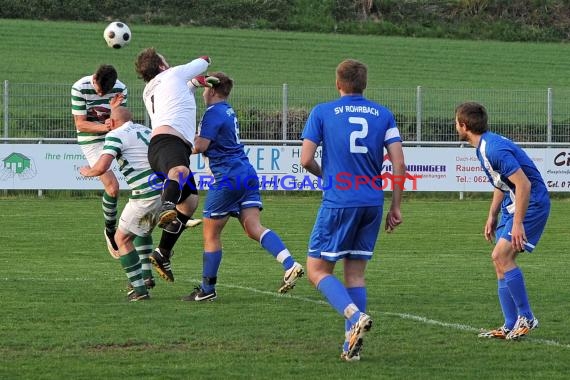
top-left (118, 196), bottom-right (162, 237)
top-left (80, 142), bottom-right (105, 166)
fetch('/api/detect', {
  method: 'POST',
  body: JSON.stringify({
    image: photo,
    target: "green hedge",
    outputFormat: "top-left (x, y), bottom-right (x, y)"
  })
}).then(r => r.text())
top-left (0, 0), bottom-right (292, 28)
top-left (1, 0), bottom-right (570, 43)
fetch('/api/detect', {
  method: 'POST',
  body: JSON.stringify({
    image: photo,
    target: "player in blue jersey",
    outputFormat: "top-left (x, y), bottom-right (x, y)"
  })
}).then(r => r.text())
top-left (300, 59), bottom-right (406, 361)
top-left (183, 71), bottom-right (304, 301)
top-left (455, 102), bottom-right (550, 340)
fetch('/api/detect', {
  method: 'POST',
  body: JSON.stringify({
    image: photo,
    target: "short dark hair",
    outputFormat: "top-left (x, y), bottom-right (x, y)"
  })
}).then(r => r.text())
top-left (134, 48), bottom-right (163, 82)
top-left (336, 59), bottom-right (367, 94)
top-left (208, 71), bottom-right (233, 98)
top-left (94, 65), bottom-right (117, 95)
top-left (455, 102), bottom-right (488, 134)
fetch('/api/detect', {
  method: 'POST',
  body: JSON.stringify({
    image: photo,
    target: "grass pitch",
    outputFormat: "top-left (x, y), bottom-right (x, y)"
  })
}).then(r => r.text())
top-left (2, 18), bottom-right (570, 90)
top-left (0, 194), bottom-right (569, 379)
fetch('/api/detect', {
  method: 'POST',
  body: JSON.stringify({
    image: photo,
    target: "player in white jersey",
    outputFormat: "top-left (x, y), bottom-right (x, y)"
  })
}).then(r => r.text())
top-left (135, 48), bottom-right (212, 283)
top-left (71, 64), bottom-right (128, 257)
top-left (80, 105), bottom-right (161, 302)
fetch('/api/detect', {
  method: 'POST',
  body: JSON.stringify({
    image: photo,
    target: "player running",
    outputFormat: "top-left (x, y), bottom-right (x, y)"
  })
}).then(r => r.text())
top-left (301, 59), bottom-right (405, 361)
top-left (183, 72), bottom-right (304, 301)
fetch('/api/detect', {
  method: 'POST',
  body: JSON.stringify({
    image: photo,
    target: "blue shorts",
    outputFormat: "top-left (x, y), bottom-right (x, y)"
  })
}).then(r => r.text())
top-left (307, 206), bottom-right (383, 262)
top-left (202, 169), bottom-right (262, 219)
top-left (496, 202), bottom-right (550, 252)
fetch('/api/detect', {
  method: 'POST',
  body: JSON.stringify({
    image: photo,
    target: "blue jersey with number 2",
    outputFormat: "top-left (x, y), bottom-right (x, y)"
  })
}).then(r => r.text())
top-left (301, 94), bottom-right (401, 208)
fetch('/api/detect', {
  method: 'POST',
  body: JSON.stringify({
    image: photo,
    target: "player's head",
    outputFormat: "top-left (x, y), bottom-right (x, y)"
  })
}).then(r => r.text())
top-left (202, 72), bottom-right (233, 105)
top-left (93, 65), bottom-right (117, 96)
top-left (109, 106), bottom-right (132, 129)
top-left (135, 48), bottom-right (169, 82)
top-left (209, 72), bottom-right (233, 97)
top-left (336, 59), bottom-right (367, 94)
top-left (455, 102), bottom-right (488, 136)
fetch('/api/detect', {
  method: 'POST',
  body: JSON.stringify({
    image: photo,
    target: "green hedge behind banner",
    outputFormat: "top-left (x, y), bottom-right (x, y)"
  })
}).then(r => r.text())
top-left (1, 0), bottom-right (570, 42)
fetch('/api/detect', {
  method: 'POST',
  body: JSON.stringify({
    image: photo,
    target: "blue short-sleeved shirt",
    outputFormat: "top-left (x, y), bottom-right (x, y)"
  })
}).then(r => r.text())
top-left (199, 101), bottom-right (250, 181)
top-left (301, 94), bottom-right (401, 208)
top-left (476, 131), bottom-right (550, 215)
top-left (198, 101), bottom-right (262, 218)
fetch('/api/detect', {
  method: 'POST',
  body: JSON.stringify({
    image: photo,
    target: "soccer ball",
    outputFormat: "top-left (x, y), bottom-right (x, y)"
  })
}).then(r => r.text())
top-left (103, 21), bottom-right (131, 49)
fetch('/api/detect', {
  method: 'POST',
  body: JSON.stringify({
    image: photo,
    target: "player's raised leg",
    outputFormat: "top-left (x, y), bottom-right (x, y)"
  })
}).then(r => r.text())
top-left (240, 207), bottom-right (304, 293)
top-left (151, 186), bottom-right (199, 282)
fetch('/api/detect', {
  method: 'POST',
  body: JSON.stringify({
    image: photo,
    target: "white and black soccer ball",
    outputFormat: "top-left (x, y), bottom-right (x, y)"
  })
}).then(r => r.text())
top-left (103, 21), bottom-right (131, 49)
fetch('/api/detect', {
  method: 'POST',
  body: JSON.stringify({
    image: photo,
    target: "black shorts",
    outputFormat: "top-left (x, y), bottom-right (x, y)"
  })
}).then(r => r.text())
top-left (148, 134), bottom-right (192, 175)
top-left (148, 134), bottom-right (198, 197)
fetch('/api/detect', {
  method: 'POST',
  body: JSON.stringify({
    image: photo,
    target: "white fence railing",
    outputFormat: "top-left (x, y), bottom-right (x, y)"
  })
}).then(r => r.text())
top-left (3, 81), bottom-right (570, 144)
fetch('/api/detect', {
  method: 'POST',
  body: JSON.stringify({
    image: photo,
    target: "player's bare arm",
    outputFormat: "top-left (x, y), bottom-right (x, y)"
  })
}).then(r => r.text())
top-left (79, 154), bottom-right (115, 177)
top-left (74, 114), bottom-right (110, 134)
top-left (508, 168), bottom-right (531, 252)
top-left (484, 188), bottom-right (503, 242)
top-left (109, 93), bottom-right (124, 109)
top-left (300, 139), bottom-right (322, 177)
top-left (193, 136), bottom-right (211, 154)
top-left (385, 141), bottom-right (405, 232)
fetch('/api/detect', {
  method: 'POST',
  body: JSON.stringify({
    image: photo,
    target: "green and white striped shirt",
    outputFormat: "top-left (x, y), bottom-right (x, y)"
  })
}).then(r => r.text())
top-left (102, 121), bottom-right (160, 199)
top-left (71, 75), bottom-right (127, 145)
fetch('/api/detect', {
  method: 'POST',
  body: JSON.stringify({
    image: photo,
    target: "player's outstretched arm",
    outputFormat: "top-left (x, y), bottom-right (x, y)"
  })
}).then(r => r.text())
top-left (190, 75), bottom-right (220, 88)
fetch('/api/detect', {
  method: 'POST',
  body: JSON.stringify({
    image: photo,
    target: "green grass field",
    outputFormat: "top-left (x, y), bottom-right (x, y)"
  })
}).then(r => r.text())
top-left (1, 195), bottom-right (569, 379)
top-left (2, 18), bottom-right (570, 89)
top-left (1, 18), bottom-right (570, 379)
top-left (4, 18), bottom-right (570, 142)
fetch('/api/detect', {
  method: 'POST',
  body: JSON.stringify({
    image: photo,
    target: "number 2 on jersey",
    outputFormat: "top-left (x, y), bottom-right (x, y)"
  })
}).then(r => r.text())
top-left (349, 116), bottom-right (368, 154)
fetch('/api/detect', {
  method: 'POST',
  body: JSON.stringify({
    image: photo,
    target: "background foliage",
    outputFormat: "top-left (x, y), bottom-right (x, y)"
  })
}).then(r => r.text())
top-left (2, 0), bottom-right (570, 42)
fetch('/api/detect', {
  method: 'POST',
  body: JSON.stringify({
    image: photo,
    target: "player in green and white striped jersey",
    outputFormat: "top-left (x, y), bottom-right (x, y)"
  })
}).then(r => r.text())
top-left (71, 64), bottom-right (128, 258)
top-left (80, 106), bottom-right (161, 302)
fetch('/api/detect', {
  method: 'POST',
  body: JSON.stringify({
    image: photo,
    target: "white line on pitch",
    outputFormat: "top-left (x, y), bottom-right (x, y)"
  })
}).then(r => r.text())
top-left (217, 281), bottom-right (570, 350)
top-left (4, 276), bottom-right (569, 349)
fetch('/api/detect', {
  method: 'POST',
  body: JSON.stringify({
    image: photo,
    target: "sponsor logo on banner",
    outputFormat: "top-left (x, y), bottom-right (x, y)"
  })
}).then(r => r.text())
top-left (0, 152), bottom-right (38, 181)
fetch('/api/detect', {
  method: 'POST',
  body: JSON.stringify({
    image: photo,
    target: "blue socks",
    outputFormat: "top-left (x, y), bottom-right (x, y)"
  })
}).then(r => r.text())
top-left (317, 275), bottom-right (362, 326)
top-left (504, 267), bottom-right (534, 320)
top-left (201, 250), bottom-right (222, 292)
top-left (497, 278), bottom-right (518, 329)
top-left (260, 230), bottom-right (294, 270)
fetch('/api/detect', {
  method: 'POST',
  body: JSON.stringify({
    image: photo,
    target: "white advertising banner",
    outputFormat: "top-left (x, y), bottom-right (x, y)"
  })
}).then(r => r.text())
top-left (1, 144), bottom-right (569, 192)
